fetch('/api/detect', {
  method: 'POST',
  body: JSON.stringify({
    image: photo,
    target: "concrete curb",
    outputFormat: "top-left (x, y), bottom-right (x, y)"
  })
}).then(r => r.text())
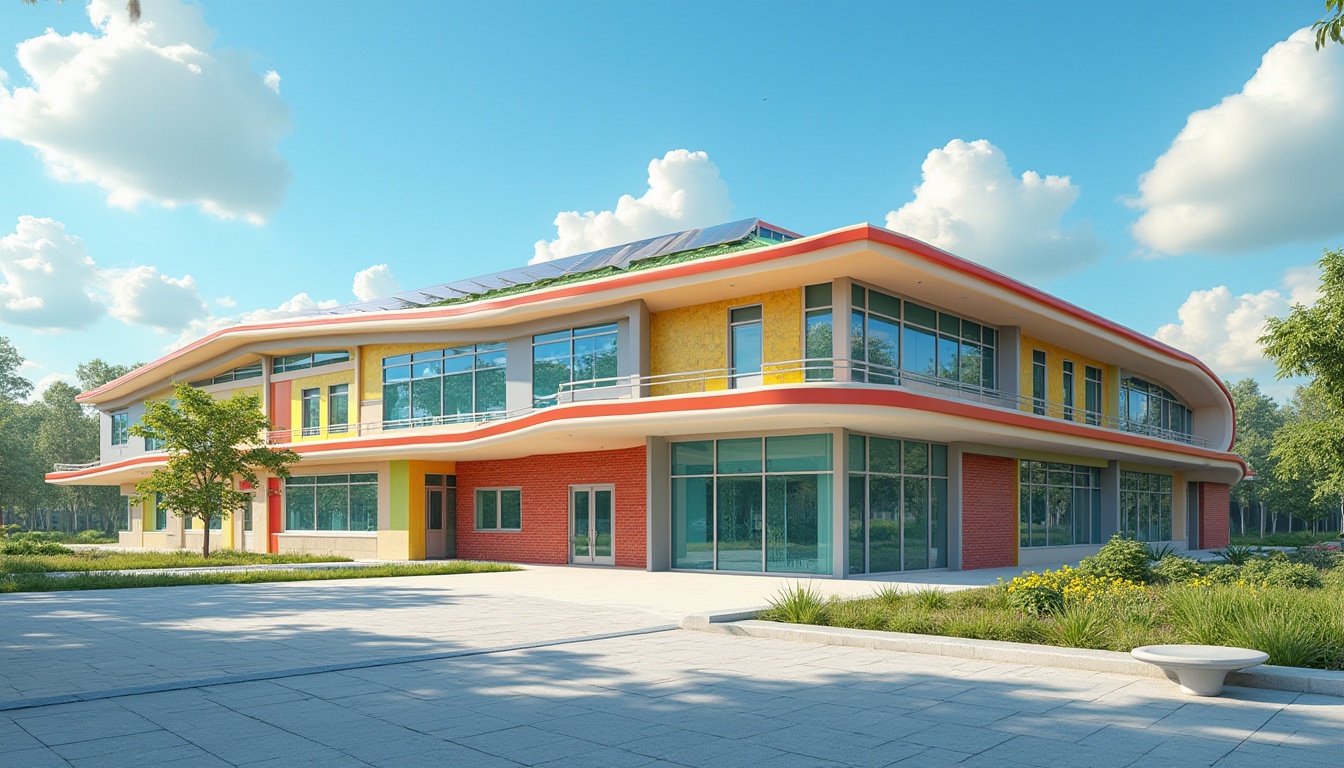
top-left (679, 607), bottom-right (768, 630)
top-left (691, 619), bottom-right (1344, 699)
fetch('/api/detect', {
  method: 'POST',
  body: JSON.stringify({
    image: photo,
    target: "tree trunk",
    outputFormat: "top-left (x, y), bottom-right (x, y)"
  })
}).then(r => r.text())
top-left (1259, 502), bottom-right (1266, 538)
top-left (1239, 501), bottom-right (1246, 536)
top-left (202, 520), bottom-right (210, 558)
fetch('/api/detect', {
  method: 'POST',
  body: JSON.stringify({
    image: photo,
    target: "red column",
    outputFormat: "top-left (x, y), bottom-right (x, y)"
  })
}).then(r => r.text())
top-left (267, 477), bottom-right (282, 553)
top-left (1197, 482), bottom-right (1231, 549)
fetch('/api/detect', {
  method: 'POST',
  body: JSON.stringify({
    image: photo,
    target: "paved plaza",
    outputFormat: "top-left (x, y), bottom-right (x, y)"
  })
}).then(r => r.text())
top-left (1, 566), bottom-right (1341, 767)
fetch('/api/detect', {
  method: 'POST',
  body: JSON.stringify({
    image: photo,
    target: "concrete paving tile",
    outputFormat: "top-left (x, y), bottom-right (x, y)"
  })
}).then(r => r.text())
top-left (0, 747), bottom-right (74, 768)
top-left (979, 733), bottom-right (1138, 768)
top-left (899, 721), bottom-right (1016, 753)
top-left (886, 746), bottom-right (974, 766)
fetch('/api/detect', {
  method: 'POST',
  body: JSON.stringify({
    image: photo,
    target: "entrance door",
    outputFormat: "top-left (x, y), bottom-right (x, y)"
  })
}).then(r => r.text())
top-left (425, 487), bottom-right (456, 559)
top-left (570, 485), bottom-right (614, 565)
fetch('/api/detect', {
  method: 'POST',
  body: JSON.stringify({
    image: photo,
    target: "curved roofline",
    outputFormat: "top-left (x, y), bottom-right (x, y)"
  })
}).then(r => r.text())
top-left (78, 223), bottom-right (1237, 451)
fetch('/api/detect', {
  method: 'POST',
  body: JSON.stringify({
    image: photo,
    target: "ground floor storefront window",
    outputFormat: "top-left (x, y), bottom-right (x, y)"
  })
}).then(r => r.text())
top-left (285, 474), bottom-right (378, 531)
top-left (1019, 461), bottom-right (1102, 548)
top-left (671, 434), bottom-right (833, 575)
top-left (848, 436), bottom-right (948, 573)
top-left (1120, 471), bottom-right (1173, 541)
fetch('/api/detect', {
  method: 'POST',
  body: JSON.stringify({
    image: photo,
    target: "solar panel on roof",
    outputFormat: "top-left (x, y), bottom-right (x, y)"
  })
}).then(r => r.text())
top-left (314, 218), bottom-right (791, 316)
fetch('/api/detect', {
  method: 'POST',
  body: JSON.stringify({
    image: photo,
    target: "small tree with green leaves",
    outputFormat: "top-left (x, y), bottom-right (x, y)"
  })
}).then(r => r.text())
top-left (130, 382), bottom-right (299, 557)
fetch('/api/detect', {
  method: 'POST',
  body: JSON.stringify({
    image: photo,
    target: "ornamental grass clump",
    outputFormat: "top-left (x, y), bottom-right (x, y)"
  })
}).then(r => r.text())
top-left (765, 582), bottom-right (828, 625)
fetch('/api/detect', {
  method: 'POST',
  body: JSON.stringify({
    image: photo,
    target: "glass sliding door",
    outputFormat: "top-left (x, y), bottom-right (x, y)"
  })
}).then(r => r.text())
top-left (849, 434), bottom-right (950, 573)
top-left (570, 485), bottom-right (614, 565)
top-left (715, 476), bottom-right (763, 572)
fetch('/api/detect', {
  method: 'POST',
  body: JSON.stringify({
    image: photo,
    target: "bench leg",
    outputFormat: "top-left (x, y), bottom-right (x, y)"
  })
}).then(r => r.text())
top-left (1172, 668), bottom-right (1230, 696)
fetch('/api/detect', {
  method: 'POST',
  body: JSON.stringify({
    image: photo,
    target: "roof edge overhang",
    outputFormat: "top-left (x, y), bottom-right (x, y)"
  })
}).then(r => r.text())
top-left (78, 224), bottom-right (1237, 451)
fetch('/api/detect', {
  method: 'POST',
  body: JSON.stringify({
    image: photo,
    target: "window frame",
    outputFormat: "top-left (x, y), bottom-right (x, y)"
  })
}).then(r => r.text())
top-left (1031, 350), bottom-right (1047, 416)
top-left (474, 488), bottom-right (522, 531)
top-left (300, 387), bottom-right (321, 436)
top-left (111, 410), bottom-right (130, 446)
top-left (1084, 366), bottom-right (1102, 426)
top-left (328, 383), bottom-right (350, 434)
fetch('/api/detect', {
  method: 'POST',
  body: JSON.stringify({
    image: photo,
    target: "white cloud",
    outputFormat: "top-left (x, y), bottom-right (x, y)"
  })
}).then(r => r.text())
top-left (531, 149), bottom-right (734, 264)
top-left (0, 0), bottom-right (291, 223)
top-left (1154, 264), bottom-right (1323, 377)
top-left (885, 139), bottom-right (1101, 281)
top-left (0, 215), bottom-right (206, 333)
top-left (214, 296), bottom-right (236, 308)
top-left (1131, 30), bottom-right (1344, 254)
top-left (0, 216), bottom-right (105, 329)
top-left (171, 292), bottom-right (340, 351)
top-left (29, 372), bottom-right (77, 402)
top-left (353, 264), bottom-right (400, 301)
top-left (105, 265), bottom-right (208, 332)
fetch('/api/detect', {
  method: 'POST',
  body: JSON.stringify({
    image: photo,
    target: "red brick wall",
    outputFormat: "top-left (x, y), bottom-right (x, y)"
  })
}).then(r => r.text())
top-left (962, 453), bottom-right (1018, 570)
top-left (455, 446), bottom-right (647, 567)
top-left (1198, 482), bottom-right (1231, 550)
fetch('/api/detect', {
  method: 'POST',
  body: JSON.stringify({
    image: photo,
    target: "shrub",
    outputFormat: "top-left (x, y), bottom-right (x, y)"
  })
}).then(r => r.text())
top-left (1207, 564), bottom-right (1241, 585)
top-left (1290, 544), bottom-right (1344, 571)
top-left (1152, 556), bottom-right (1205, 585)
top-left (765, 582), bottom-right (828, 624)
top-left (1002, 565), bottom-right (1145, 616)
top-left (1003, 573), bottom-right (1065, 616)
top-left (0, 539), bottom-right (73, 556)
top-left (1079, 535), bottom-right (1151, 583)
top-left (1264, 562), bottom-right (1323, 589)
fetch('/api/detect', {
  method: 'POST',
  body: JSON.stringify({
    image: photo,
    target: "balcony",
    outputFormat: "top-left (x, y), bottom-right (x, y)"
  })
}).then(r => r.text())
top-left (254, 357), bottom-right (1209, 449)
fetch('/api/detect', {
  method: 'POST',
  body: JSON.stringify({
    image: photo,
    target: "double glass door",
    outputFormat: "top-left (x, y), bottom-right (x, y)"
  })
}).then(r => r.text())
top-left (425, 485), bottom-right (456, 559)
top-left (570, 485), bottom-right (614, 565)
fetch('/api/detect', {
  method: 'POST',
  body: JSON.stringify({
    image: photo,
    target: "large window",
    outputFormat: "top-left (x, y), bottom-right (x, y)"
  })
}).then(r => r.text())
top-left (475, 488), bottom-right (521, 530)
top-left (671, 435), bottom-right (833, 575)
top-left (153, 492), bottom-right (167, 531)
top-left (848, 436), bottom-right (949, 574)
top-left (729, 306), bottom-right (763, 388)
top-left (383, 343), bottom-right (506, 426)
top-left (850, 284), bottom-right (996, 389)
top-left (1019, 461), bottom-right (1102, 548)
top-left (111, 410), bottom-right (130, 446)
top-left (804, 283), bottom-right (833, 381)
top-left (1121, 471), bottom-right (1173, 542)
top-left (533, 323), bottom-right (618, 407)
top-left (284, 474), bottom-right (378, 532)
top-left (1062, 361), bottom-right (1075, 421)
top-left (273, 351), bottom-right (350, 375)
top-left (1121, 377), bottom-right (1192, 441)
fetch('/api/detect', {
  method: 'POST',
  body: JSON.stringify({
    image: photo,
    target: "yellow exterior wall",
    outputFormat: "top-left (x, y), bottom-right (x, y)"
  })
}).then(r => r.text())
top-left (649, 288), bottom-right (803, 395)
top-left (1019, 335), bottom-right (1114, 420)
top-left (379, 459), bottom-right (456, 560)
top-left (359, 343), bottom-right (445, 402)
top-left (285, 369), bottom-right (356, 442)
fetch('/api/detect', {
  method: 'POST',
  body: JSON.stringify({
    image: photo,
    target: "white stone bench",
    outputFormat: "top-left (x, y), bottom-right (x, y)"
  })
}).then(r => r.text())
top-left (1131, 645), bottom-right (1270, 696)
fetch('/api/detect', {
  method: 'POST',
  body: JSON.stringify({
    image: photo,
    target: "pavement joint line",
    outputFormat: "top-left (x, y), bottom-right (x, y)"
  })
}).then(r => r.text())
top-left (0, 623), bottom-right (679, 713)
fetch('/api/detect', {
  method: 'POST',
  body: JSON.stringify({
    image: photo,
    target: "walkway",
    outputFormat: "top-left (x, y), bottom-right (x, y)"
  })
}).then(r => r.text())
top-left (2, 565), bottom-right (1338, 767)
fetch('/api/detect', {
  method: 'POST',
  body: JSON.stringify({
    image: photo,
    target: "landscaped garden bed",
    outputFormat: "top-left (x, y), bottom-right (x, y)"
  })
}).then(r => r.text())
top-left (0, 537), bottom-right (354, 573)
top-left (761, 536), bottom-right (1344, 671)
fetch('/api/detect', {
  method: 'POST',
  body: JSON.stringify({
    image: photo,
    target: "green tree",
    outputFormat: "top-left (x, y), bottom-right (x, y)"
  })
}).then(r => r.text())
top-left (76, 359), bottom-right (139, 392)
top-left (1273, 382), bottom-right (1344, 528)
top-left (1227, 378), bottom-right (1283, 535)
top-left (35, 381), bottom-right (121, 533)
top-left (1316, 0), bottom-right (1344, 49)
top-left (0, 337), bottom-right (33, 402)
top-left (131, 382), bottom-right (299, 557)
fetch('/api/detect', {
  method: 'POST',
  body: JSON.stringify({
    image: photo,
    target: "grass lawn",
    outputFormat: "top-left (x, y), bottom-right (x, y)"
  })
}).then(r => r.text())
top-left (763, 538), bottom-right (1344, 671)
top-left (0, 548), bottom-right (355, 574)
top-left (0, 561), bottom-right (520, 593)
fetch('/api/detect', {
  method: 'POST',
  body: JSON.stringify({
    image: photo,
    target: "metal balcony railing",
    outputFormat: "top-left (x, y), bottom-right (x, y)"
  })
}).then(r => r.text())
top-left (58, 356), bottom-right (1210, 471)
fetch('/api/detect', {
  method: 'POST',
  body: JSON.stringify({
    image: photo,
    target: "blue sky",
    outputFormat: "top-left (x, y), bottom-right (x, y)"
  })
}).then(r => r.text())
top-left (0, 0), bottom-right (1338, 402)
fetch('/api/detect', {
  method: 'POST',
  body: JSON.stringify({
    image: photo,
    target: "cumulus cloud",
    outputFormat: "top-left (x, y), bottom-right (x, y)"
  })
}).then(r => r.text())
top-left (885, 139), bottom-right (1101, 281)
top-left (106, 265), bottom-right (208, 332)
top-left (29, 372), bottom-right (77, 402)
top-left (353, 264), bottom-right (400, 301)
top-left (171, 292), bottom-right (340, 351)
top-left (0, 216), bottom-right (106, 329)
top-left (1154, 265), bottom-right (1323, 376)
top-left (1131, 30), bottom-right (1344, 254)
top-left (0, 0), bottom-right (291, 223)
top-left (0, 215), bottom-right (205, 333)
top-left (531, 149), bottom-right (734, 264)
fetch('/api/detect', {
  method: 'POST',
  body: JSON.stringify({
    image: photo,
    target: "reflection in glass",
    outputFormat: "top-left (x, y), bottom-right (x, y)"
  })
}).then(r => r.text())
top-left (716, 476), bottom-right (763, 572)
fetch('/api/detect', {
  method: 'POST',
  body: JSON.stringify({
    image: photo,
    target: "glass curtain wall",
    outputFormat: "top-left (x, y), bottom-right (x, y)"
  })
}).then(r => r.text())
top-left (1120, 377), bottom-right (1192, 440)
top-left (849, 284), bottom-right (996, 389)
top-left (284, 474), bottom-right (378, 532)
top-left (847, 435), bottom-right (949, 574)
top-left (671, 435), bottom-right (833, 575)
top-left (1120, 471), bottom-right (1174, 541)
top-left (533, 323), bottom-right (618, 406)
top-left (383, 343), bottom-right (506, 426)
top-left (1018, 461), bottom-right (1102, 548)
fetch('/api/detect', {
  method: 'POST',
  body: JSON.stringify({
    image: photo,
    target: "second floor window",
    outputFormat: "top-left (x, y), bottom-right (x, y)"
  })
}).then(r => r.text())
top-left (273, 351), bottom-right (350, 375)
top-left (1062, 361), bottom-right (1075, 420)
top-left (383, 343), bottom-right (506, 426)
top-left (1031, 350), bottom-right (1046, 415)
top-left (1121, 377), bottom-right (1192, 439)
top-left (111, 410), bottom-right (129, 445)
top-left (1084, 366), bottom-right (1103, 425)
top-left (301, 388), bottom-right (321, 436)
top-left (850, 284), bottom-right (997, 390)
top-left (328, 384), bottom-right (349, 434)
top-left (533, 323), bottom-right (617, 406)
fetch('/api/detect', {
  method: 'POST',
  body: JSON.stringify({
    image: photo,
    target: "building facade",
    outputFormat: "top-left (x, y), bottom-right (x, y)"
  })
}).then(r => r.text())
top-left (48, 220), bottom-right (1244, 574)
